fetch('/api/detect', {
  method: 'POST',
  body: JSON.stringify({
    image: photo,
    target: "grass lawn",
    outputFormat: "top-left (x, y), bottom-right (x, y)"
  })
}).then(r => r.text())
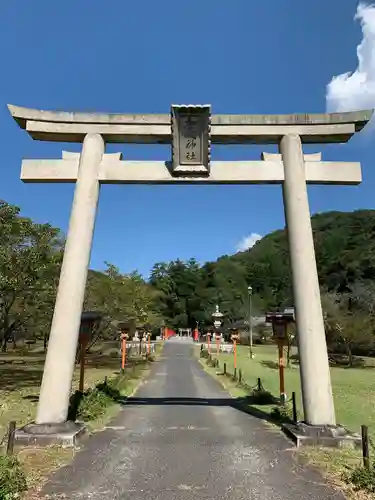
top-left (207, 343), bottom-right (375, 438)
top-left (0, 343), bottom-right (121, 439)
top-left (199, 344), bottom-right (375, 499)
top-left (0, 340), bottom-right (164, 496)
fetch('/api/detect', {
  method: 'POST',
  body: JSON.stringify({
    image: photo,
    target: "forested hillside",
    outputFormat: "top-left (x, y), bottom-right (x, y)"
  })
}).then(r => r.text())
top-left (150, 210), bottom-right (375, 332)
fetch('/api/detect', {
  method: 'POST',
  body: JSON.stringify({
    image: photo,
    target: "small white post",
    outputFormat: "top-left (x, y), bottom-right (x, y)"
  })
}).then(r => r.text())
top-left (279, 134), bottom-right (336, 426)
top-left (36, 134), bottom-right (104, 424)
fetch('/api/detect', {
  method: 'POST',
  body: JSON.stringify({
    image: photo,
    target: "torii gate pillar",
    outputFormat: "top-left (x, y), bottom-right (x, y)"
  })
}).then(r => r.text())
top-left (280, 134), bottom-right (335, 425)
top-left (37, 134), bottom-right (104, 424)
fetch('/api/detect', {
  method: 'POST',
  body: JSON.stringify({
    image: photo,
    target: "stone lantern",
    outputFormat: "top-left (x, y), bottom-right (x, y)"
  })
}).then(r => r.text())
top-left (212, 304), bottom-right (224, 355)
top-left (212, 304), bottom-right (223, 338)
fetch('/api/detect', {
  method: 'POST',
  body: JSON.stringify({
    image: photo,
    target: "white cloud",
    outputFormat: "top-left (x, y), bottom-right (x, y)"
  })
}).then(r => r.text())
top-left (236, 233), bottom-right (262, 252)
top-left (326, 3), bottom-right (375, 113)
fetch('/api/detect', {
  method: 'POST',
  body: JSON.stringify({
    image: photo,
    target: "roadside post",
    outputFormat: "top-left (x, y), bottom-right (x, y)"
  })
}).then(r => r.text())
top-left (207, 330), bottom-right (212, 355)
top-left (216, 333), bottom-right (220, 357)
top-left (229, 328), bottom-right (240, 372)
top-left (118, 321), bottom-right (132, 372)
top-left (265, 310), bottom-right (295, 404)
top-left (78, 311), bottom-right (102, 393)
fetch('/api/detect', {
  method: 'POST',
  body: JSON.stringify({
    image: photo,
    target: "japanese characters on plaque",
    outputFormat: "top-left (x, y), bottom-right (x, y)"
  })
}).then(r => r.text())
top-left (179, 114), bottom-right (202, 164)
top-left (171, 105), bottom-right (211, 175)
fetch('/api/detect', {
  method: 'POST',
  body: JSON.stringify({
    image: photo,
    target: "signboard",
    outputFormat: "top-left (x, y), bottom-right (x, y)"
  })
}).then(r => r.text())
top-left (79, 322), bottom-right (91, 346)
top-left (265, 311), bottom-right (294, 344)
top-left (79, 311), bottom-right (102, 345)
top-left (272, 320), bottom-right (287, 341)
top-left (171, 105), bottom-right (211, 175)
top-left (284, 307), bottom-right (295, 320)
top-left (79, 330), bottom-right (90, 346)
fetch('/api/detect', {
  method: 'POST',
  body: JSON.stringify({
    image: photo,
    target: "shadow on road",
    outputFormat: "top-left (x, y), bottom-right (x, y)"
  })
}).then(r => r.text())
top-left (119, 395), bottom-right (290, 427)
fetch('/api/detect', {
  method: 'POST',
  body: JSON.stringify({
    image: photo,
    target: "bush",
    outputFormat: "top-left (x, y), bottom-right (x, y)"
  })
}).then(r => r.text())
top-left (249, 387), bottom-right (276, 405)
top-left (206, 357), bottom-right (218, 368)
top-left (75, 388), bottom-right (113, 421)
top-left (0, 455), bottom-right (27, 500)
top-left (270, 404), bottom-right (295, 423)
top-left (97, 379), bottom-right (122, 399)
top-left (68, 377), bottom-right (123, 422)
top-left (200, 349), bottom-right (209, 359)
top-left (68, 359), bottom-right (153, 422)
top-left (346, 462), bottom-right (375, 493)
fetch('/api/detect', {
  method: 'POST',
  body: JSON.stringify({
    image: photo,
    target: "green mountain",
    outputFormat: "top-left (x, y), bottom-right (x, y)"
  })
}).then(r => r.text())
top-left (150, 209), bottom-right (375, 330)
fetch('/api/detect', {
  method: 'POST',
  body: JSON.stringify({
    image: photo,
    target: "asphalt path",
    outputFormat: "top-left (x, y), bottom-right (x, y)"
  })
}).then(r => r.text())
top-left (41, 337), bottom-right (344, 499)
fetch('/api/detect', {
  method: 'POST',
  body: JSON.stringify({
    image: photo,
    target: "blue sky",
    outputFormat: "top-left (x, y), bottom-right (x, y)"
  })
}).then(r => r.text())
top-left (0, 0), bottom-right (373, 278)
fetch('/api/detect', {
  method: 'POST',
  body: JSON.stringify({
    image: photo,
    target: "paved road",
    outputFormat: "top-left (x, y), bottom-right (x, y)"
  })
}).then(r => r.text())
top-left (41, 338), bottom-right (343, 499)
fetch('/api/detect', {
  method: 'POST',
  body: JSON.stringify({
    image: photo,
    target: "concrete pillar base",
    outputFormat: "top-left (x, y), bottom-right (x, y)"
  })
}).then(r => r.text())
top-left (282, 421), bottom-right (361, 449)
top-left (14, 421), bottom-right (87, 448)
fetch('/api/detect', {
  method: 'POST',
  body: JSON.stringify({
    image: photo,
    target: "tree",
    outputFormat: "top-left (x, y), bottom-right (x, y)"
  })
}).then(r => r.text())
top-left (321, 292), bottom-right (374, 365)
top-left (150, 259), bottom-right (206, 330)
top-left (0, 201), bottom-right (63, 350)
top-left (84, 262), bottom-right (163, 349)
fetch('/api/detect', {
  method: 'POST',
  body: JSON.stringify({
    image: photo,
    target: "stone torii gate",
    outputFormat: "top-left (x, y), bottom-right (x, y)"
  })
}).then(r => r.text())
top-left (8, 104), bottom-right (372, 443)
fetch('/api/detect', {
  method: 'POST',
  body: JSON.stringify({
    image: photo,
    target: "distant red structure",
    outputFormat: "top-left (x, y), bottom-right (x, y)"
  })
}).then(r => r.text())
top-left (194, 328), bottom-right (199, 342)
top-left (164, 327), bottom-right (176, 339)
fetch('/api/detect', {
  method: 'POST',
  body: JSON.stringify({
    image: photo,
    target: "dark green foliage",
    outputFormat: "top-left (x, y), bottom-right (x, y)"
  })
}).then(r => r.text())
top-left (68, 367), bottom-right (152, 422)
top-left (68, 376), bottom-right (125, 421)
top-left (205, 356), bottom-right (219, 368)
top-left (232, 209), bottom-right (375, 308)
top-left (0, 200), bottom-right (64, 351)
top-left (346, 460), bottom-right (375, 493)
top-left (0, 455), bottom-right (27, 500)
top-left (249, 387), bottom-right (276, 405)
top-left (270, 404), bottom-right (296, 423)
top-left (69, 387), bottom-right (114, 422)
